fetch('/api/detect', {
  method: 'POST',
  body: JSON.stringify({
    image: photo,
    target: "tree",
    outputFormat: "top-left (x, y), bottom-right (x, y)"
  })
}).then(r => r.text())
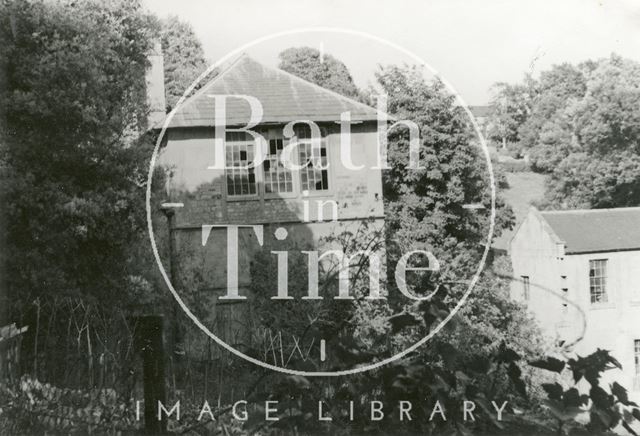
top-left (540, 55), bottom-right (640, 208)
top-left (236, 64), bottom-right (543, 436)
top-left (0, 0), bottom-right (159, 311)
top-left (159, 15), bottom-right (208, 111)
top-left (572, 55), bottom-right (640, 156)
top-left (487, 81), bottom-right (532, 150)
top-left (377, 65), bottom-right (514, 279)
top-left (490, 54), bottom-right (640, 209)
top-left (278, 47), bottom-right (361, 99)
top-left (375, 64), bottom-right (537, 386)
top-left (518, 63), bottom-right (587, 151)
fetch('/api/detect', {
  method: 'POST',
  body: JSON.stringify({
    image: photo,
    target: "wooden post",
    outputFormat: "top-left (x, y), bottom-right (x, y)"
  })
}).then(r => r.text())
top-left (159, 204), bottom-right (182, 355)
top-left (166, 212), bottom-right (181, 352)
top-left (134, 315), bottom-right (167, 434)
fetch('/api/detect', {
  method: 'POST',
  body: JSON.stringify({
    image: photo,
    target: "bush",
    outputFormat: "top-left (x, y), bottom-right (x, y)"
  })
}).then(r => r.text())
top-left (0, 376), bottom-right (138, 434)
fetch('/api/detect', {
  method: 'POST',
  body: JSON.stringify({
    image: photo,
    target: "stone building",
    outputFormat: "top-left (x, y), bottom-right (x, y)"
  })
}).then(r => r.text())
top-left (155, 54), bottom-right (385, 350)
top-left (511, 207), bottom-right (640, 398)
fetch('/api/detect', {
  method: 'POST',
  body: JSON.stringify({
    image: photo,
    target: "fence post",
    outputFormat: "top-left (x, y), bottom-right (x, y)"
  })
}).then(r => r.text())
top-left (134, 315), bottom-right (167, 434)
top-left (0, 324), bottom-right (29, 382)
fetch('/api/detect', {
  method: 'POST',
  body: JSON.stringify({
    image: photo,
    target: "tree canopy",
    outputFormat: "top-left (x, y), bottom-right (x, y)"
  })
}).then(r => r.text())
top-left (278, 46), bottom-right (361, 99)
top-left (247, 60), bottom-right (543, 435)
top-left (488, 54), bottom-right (640, 209)
top-left (378, 65), bottom-right (514, 274)
top-left (487, 81), bottom-right (532, 148)
top-left (159, 15), bottom-right (208, 111)
top-left (0, 0), bottom-right (158, 308)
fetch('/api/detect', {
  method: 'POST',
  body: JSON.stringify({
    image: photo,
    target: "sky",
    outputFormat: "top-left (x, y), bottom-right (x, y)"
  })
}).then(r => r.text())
top-left (144, 0), bottom-right (640, 105)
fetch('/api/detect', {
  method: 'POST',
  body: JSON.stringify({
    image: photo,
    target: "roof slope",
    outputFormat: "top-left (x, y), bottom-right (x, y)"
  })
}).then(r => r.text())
top-left (167, 54), bottom-right (379, 128)
top-left (540, 207), bottom-right (640, 254)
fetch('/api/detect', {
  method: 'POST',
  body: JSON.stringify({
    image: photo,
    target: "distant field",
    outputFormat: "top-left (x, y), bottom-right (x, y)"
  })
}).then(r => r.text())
top-left (493, 171), bottom-right (547, 251)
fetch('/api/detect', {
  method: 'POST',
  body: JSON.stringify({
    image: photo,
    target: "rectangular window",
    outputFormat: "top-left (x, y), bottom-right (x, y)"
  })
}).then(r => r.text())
top-left (521, 276), bottom-right (530, 301)
top-left (225, 133), bottom-right (257, 197)
top-left (297, 125), bottom-right (329, 192)
top-left (589, 259), bottom-right (608, 304)
top-left (264, 138), bottom-right (294, 195)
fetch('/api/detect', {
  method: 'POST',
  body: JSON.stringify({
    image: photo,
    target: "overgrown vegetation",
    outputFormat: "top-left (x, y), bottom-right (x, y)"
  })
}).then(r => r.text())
top-left (487, 55), bottom-right (640, 209)
top-left (1, 2), bottom-right (638, 434)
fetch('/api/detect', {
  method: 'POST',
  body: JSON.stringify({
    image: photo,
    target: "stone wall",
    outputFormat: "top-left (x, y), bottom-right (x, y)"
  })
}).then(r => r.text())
top-left (158, 122), bottom-right (384, 227)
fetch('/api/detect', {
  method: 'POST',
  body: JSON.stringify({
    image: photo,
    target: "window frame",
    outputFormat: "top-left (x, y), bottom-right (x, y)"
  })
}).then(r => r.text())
top-left (588, 258), bottom-right (609, 306)
top-left (224, 137), bottom-right (260, 201)
top-left (262, 130), bottom-right (298, 200)
top-left (223, 125), bottom-right (333, 202)
top-left (295, 126), bottom-right (333, 197)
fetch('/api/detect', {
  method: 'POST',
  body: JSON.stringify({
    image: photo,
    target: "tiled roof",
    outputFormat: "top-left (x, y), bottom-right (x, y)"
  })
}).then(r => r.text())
top-left (539, 207), bottom-right (640, 254)
top-left (166, 54), bottom-right (379, 128)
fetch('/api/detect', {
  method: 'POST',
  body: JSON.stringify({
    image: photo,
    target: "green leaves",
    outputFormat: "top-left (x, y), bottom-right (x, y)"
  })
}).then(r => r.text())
top-left (160, 15), bottom-right (208, 110)
top-left (495, 341), bottom-right (521, 363)
top-left (567, 349), bottom-right (621, 385)
top-left (532, 350), bottom-right (640, 434)
top-left (529, 356), bottom-right (565, 373)
top-left (0, 375), bottom-right (137, 433)
top-left (507, 361), bottom-right (527, 399)
top-left (487, 81), bottom-right (533, 145)
top-left (387, 311), bottom-right (421, 333)
top-left (494, 54), bottom-right (640, 208)
top-left (541, 382), bottom-right (563, 401)
top-left (278, 47), bottom-right (361, 99)
top-left (1, 0), bottom-right (162, 308)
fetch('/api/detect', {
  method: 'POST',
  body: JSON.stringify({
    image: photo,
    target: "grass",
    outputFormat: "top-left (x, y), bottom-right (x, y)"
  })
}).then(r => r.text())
top-left (503, 171), bottom-right (547, 221)
top-left (492, 171), bottom-right (547, 251)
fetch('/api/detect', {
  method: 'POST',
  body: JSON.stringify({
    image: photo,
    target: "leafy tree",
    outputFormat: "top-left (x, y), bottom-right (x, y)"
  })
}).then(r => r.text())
top-left (487, 81), bottom-right (533, 149)
top-left (543, 150), bottom-right (640, 209)
top-left (518, 63), bottom-right (587, 154)
top-left (377, 64), bottom-right (514, 282)
top-left (572, 55), bottom-right (640, 156)
top-left (0, 0), bottom-right (160, 313)
top-left (487, 64), bottom-right (587, 170)
top-left (491, 54), bottom-right (640, 208)
top-left (278, 47), bottom-right (361, 99)
top-left (541, 55), bottom-right (640, 208)
top-left (159, 15), bottom-right (208, 111)
top-left (238, 63), bottom-right (542, 435)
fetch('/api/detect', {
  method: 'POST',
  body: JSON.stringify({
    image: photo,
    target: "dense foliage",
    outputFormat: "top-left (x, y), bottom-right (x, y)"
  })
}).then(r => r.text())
top-left (0, 4), bottom-right (175, 427)
top-left (487, 54), bottom-right (640, 209)
top-left (487, 81), bottom-right (532, 149)
top-left (159, 15), bottom-right (208, 111)
top-left (3, 2), bottom-right (638, 434)
top-left (278, 47), bottom-right (361, 99)
top-left (239, 58), bottom-right (550, 435)
top-left (0, 0), bottom-right (162, 310)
